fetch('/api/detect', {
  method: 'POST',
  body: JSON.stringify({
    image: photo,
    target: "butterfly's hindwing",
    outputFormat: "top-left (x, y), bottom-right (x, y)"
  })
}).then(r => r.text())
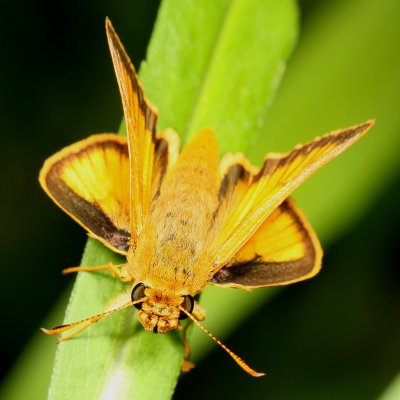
top-left (40, 134), bottom-right (131, 253)
top-left (212, 199), bottom-right (322, 288)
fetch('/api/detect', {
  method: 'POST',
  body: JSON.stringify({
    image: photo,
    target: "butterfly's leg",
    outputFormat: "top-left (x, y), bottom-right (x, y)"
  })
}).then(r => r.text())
top-left (181, 319), bottom-right (195, 372)
top-left (62, 263), bottom-right (131, 281)
top-left (180, 302), bottom-right (206, 372)
top-left (192, 302), bottom-right (206, 321)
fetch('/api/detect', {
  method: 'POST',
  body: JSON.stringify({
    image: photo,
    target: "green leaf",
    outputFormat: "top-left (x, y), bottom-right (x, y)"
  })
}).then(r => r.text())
top-left (141, 0), bottom-right (298, 151)
top-left (379, 372), bottom-right (400, 400)
top-left (44, 1), bottom-right (298, 399)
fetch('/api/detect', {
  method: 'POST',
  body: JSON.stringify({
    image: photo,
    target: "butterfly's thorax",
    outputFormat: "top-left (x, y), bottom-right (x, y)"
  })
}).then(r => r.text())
top-left (127, 130), bottom-right (220, 298)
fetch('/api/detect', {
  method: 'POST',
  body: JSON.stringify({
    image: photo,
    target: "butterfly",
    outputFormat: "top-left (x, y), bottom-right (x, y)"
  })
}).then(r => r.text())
top-left (39, 18), bottom-right (374, 376)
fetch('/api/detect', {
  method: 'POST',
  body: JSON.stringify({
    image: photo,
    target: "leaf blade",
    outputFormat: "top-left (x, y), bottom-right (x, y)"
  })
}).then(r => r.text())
top-left (47, 0), bottom-right (299, 398)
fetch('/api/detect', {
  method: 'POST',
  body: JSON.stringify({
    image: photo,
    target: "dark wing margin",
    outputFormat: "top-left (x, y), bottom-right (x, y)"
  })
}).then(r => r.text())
top-left (212, 199), bottom-right (322, 288)
top-left (39, 134), bottom-right (131, 254)
top-left (106, 18), bottom-right (158, 243)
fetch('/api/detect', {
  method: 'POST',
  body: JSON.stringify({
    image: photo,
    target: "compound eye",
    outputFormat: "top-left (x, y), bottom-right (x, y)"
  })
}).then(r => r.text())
top-left (131, 283), bottom-right (146, 310)
top-left (179, 295), bottom-right (194, 320)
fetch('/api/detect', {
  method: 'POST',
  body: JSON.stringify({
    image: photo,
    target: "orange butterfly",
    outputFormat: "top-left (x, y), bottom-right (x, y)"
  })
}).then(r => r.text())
top-left (39, 18), bottom-right (374, 376)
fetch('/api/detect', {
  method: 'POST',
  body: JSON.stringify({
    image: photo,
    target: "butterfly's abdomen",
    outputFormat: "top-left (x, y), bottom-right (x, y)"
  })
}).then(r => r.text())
top-left (147, 129), bottom-right (220, 293)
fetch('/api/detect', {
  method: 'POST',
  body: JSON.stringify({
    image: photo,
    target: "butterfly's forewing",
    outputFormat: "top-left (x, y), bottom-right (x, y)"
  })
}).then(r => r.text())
top-left (209, 120), bottom-right (374, 279)
top-left (212, 198), bottom-right (322, 288)
top-left (40, 19), bottom-right (178, 254)
top-left (39, 134), bottom-right (131, 253)
top-left (106, 18), bottom-right (158, 244)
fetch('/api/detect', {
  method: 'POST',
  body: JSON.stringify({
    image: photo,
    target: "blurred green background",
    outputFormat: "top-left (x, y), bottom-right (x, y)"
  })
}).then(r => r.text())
top-left (0, 0), bottom-right (399, 399)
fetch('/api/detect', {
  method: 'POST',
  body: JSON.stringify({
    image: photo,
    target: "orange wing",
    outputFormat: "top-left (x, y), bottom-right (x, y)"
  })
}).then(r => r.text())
top-left (39, 134), bottom-right (131, 253)
top-left (206, 120), bottom-right (374, 280)
top-left (106, 18), bottom-right (159, 245)
top-left (212, 198), bottom-right (322, 288)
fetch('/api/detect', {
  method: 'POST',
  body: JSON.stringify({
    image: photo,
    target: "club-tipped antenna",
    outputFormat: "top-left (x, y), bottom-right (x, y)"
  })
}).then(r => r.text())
top-left (179, 305), bottom-right (265, 377)
top-left (41, 297), bottom-right (147, 342)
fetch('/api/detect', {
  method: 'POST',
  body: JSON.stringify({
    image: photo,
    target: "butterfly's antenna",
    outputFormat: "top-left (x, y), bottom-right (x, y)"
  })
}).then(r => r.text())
top-left (41, 297), bottom-right (147, 341)
top-left (179, 305), bottom-right (265, 377)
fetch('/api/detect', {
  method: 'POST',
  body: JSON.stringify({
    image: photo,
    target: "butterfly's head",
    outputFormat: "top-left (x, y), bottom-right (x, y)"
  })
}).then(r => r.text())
top-left (131, 283), bottom-right (194, 333)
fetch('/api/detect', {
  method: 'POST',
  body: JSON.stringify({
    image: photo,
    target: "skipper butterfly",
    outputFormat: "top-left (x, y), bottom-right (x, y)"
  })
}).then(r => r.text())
top-left (39, 18), bottom-right (374, 376)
